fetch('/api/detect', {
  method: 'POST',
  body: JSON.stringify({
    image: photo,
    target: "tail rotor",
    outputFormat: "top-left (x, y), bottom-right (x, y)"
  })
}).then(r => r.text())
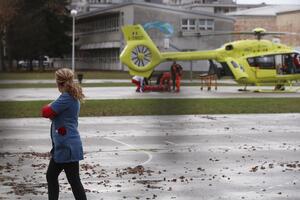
top-left (131, 45), bottom-right (152, 67)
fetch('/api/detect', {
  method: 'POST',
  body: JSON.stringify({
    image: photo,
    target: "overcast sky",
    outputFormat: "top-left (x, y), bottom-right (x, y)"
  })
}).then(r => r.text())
top-left (236, 0), bottom-right (300, 4)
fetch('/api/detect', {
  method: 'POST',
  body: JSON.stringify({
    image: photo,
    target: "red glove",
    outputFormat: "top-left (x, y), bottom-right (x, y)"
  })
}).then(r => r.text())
top-left (42, 105), bottom-right (56, 119)
top-left (57, 127), bottom-right (67, 136)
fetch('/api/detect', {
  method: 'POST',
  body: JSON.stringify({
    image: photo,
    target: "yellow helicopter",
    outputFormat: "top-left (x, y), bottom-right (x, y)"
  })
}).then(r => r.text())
top-left (120, 24), bottom-right (300, 92)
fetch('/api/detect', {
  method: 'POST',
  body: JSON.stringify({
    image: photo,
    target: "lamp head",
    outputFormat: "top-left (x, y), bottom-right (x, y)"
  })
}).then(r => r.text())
top-left (71, 9), bottom-right (78, 16)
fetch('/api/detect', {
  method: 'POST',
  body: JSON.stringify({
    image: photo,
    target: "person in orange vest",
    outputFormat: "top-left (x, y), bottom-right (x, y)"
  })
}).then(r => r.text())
top-left (175, 65), bottom-right (183, 92)
top-left (170, 61), bottom-right (178, 91)
top-left (170, 61), bottom-right (183, 92)
top-left (160, 72), bottom-right (171, 91)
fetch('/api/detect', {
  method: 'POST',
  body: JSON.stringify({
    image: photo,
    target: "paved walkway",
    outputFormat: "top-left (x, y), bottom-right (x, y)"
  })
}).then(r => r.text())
top-left (0, 86), bottom-right (299, 101)
top-left (0, 79), bottom-right (236, 84)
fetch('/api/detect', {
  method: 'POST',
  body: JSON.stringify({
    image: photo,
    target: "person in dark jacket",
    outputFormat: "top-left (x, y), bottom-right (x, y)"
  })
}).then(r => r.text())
top-left (42, 68), bottom-right (87, 200)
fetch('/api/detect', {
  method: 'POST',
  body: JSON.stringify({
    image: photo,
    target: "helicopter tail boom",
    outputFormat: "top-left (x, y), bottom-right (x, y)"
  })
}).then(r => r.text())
top-left (161, 50), bottom-right (217, 61)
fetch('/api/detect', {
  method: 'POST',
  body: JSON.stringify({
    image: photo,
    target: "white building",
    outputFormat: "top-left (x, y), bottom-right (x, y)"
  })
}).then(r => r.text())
top-left (68, 1), bottom-right (234, 71)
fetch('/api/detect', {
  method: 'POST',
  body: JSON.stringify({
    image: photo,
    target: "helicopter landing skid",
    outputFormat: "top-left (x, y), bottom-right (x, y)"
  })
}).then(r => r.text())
top-left (237, 86), bottom-right (300, 93)
top-left (252, 88), bottom-right (299, 93)
top-left (238, 88), bottom-right (251, 92)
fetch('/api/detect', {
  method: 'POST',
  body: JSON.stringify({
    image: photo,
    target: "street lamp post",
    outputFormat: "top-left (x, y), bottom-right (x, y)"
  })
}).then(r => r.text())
top-left (71, 9), bottom-right (78, 72)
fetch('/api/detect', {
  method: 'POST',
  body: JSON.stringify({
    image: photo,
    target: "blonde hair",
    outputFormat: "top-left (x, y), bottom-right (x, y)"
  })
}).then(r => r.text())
top-left (55, 68), bottom-right (85, 102)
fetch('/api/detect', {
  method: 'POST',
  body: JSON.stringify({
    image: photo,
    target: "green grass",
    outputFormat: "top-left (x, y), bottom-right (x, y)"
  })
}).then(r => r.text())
top-left (1, 98), bottom-right (300, 118)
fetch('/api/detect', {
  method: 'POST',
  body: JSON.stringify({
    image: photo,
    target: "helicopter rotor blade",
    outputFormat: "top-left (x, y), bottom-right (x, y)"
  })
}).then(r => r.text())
top-left (196, 31), bottom-right (300, 37)
top-left (271, 32), bottom-right (300, 36)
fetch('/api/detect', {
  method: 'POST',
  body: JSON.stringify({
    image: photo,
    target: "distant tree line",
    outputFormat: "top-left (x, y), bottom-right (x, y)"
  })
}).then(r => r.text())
top-left (0, 0), bottom-right (72, 71)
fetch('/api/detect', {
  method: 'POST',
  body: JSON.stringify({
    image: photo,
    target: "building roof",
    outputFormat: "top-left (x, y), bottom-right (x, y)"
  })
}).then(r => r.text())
top-left (226, 5), bottom-right (300, 16)
top-left (77, 1), bottom-right (235, 21)
top-left (277, 9), bottom-right (300, 15)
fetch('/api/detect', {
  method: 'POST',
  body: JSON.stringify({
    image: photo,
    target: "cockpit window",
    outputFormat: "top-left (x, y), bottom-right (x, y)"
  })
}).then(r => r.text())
top-left (247, 55), bottom-right (275, 69)
top-left (231, 61), bottom-right (239, 68)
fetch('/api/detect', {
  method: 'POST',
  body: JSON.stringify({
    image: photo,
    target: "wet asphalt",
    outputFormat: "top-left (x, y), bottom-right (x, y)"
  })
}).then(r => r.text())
top-left (0, 82), bottom-right (299, 199)
top-left (0, 114), bottom-right (300, 199)
top-left (0, 86), bottom-right (300, 101)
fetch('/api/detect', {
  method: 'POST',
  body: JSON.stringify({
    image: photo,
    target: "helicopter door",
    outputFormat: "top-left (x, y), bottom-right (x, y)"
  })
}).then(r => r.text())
top-left (252, 55), bottom-right (276, 79)
top-left (225, 58), bottom-right (248, 81)
top-left (275, 55), bottom-right (283, 75)
top-left (255, 68), bottom-right (276, 79)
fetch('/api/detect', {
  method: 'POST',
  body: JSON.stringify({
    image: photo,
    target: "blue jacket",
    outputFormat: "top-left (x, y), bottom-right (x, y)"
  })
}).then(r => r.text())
top-left (50, 92), bottom-right (84, 163)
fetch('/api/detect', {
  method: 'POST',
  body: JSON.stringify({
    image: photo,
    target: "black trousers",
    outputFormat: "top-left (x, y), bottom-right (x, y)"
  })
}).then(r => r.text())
top-left (46, 158), bottom-right (87, 200)
top-left (171, 75), bottom-right (176, 90)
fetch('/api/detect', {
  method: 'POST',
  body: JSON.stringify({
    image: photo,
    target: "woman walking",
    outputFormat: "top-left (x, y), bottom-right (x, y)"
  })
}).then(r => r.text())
top-left (42, 68), bottom-right (87, 200)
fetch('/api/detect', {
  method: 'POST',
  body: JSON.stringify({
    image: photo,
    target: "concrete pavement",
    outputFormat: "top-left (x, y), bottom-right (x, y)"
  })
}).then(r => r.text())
top-left (1, 86), bottom-right (300, 101)
top-left (1, 114), bottom-right (300, 199)
top-left (0, 79), bottom-right (237, 84)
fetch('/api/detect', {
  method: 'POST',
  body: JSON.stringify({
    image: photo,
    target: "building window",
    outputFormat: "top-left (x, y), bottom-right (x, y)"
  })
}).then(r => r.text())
top-left (181, 19), bottom-right (188, 30)
top-left (206, 19), bottom-right (214, 30)
top-left (78, 48), bottom-right (119, 69)
top-left (172, 0), bottom-right (181, 4)
top-left (199, 19), bottom-right (214, 31)
top-left (193, 0), bottom-right (203, 4)
top-left (77, 13), bottom-right (119, 34)
top-left (181, 19), bottom-right (196, 31)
